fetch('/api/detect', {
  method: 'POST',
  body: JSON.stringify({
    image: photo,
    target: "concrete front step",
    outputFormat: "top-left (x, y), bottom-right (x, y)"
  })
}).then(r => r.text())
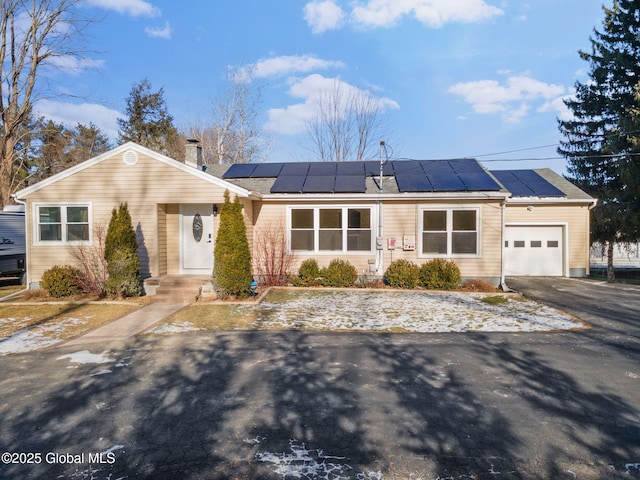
top-left (145, 275), bottom-right (212, 303)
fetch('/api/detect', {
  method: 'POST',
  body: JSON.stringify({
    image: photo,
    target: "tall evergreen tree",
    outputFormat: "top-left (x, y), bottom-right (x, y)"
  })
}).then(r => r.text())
top-left (117, 78), bottom-right (184, 159)
top-left (558, 0), bottom-right (640, 282)
top-left (32, 120), bottom-right (73, 181)
top-left (213, 190), bottom-right (252, 299)
top-left (69, 122), bottom-right (111, 165)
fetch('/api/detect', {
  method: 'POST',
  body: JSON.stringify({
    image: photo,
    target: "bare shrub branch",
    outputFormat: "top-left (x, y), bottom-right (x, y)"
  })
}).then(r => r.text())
top-left (254, 222), bottom-right (295, 286)
top-left (68, 221), bottom-right (108, 296)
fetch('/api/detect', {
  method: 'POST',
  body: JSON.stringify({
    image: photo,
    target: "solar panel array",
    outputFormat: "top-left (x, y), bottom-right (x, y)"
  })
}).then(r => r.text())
top-left (490, 170), bottom-right (565, 197)
top-left (222, 160), bottom-right (563, 196)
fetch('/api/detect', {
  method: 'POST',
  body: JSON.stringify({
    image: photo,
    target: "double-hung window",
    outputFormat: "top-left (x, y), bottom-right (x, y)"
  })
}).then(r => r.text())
top-left (420, 208), bottom-right (479, 257)
top-left (290, 206), bottom-right (373, 253)
top-left (36, 204), bottom-right (90, 244)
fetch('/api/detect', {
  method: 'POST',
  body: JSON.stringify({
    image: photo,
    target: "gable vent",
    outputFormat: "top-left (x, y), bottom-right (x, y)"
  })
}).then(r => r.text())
top-left (123, 149), bottom-right (139, 166)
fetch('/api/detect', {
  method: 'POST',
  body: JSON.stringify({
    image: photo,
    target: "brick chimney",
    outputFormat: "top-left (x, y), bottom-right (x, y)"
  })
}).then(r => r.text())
top-left (185, 139), bottom-right (203, 168)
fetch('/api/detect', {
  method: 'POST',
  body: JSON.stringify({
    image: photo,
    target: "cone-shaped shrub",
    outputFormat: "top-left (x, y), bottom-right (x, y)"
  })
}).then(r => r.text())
top-left (213, 190), bottom-right (252, 298)
top-left (104, 203), bottom-right (142, 297)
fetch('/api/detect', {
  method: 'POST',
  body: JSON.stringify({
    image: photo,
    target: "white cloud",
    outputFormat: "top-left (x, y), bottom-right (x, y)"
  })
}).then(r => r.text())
top-left (539, 91), bottom-right (575, 122)
top-left (34, 100), bottom-right (121, 139)
top-left (145, 21), bottom-right (172, 39)
top-left (265, 74), bottom-right (399, 135)
top-left (83, 0), bottom-right (160, 17)
top-left (448, 74), bottom-right (566, 123)
top-left (304, 0), bottom-right (345, 34)
top-left (304, 0), bottom-right (503, 32)
top-left (44, 56), bottom-right (105, 75)
top-left (252, 55), bottom-right (345, 78)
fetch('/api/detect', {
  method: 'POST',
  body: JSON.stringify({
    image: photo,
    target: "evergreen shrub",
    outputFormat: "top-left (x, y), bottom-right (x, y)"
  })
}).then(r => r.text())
top-left (320, 259), bottom-right (357, 287)
top-left (104, 203), bottom-right (142, 298)
top-left (291, 259), bottom-right (321, 286)
top-left (384, 259), bottom-right (420, 288)
top-left (213, 191), bottom-right (253, 299)
top-left (419, 258), bottom-right (461, 290)
top-left (41, 265), bottom-right (83, 297)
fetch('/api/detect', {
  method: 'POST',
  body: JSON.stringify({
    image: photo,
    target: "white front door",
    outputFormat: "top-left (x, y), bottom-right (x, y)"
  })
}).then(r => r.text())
top-left (180, 204), bottom-right (214, 273)
top-left (504, 225), bottom-right (564, 276)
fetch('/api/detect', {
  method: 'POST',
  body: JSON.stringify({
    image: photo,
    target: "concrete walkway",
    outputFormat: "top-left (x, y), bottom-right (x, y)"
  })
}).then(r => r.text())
top-left (62, 302), bottom-right (186, 346)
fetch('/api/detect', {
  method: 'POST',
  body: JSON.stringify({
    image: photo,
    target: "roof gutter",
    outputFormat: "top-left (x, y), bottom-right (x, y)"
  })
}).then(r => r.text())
top-left (263, 192), bottom-right (511, 202)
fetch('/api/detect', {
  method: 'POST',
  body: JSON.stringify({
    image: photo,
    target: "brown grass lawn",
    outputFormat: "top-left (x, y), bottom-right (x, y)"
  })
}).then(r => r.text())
top-left (0, 303), bottom-right (141, 341)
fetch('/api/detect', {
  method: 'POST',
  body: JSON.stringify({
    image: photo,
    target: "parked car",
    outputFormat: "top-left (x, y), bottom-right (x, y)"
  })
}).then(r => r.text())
top-left (0, 205), bottom-right (26, 283)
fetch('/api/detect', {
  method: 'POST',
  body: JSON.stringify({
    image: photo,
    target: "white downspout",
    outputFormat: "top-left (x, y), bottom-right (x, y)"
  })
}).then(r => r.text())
top-left (499, 198), bottom-right (512, 292)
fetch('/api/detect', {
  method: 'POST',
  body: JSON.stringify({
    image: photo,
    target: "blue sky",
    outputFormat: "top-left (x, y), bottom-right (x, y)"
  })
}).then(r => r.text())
top-left (35, 0), bottom-right (607, 173)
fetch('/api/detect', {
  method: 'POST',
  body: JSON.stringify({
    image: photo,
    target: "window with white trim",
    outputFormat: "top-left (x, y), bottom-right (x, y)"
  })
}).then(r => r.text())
top-left (289, 207), bottom-right (373, 253)
top-left (36, 204), bottom-right (90, 244)
top-left (420, 208), bottom-right (479, 257)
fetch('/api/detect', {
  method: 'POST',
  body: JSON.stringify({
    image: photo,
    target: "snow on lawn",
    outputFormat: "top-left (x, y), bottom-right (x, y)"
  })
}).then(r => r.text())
top-left (149, 321), bottom-right (204, 334)
top-left (0, 316), bottom-right (84, 356)
top-left (243, 290), bottom-right (584, 333)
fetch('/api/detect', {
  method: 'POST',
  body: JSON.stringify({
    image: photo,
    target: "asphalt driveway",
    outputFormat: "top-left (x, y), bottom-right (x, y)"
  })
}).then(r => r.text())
top-left (0, 278), bottom-right (639, 479)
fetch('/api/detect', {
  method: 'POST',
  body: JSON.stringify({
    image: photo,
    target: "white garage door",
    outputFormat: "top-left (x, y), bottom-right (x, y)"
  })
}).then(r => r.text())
top-left (504, 226), bottom-right (564, 276)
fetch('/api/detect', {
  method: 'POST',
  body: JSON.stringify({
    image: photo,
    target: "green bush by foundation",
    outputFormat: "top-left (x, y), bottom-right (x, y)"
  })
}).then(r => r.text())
top-left (41, 265), bottom-right (83, 297)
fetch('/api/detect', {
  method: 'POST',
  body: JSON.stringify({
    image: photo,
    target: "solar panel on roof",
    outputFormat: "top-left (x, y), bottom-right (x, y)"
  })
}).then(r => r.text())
top-left (222, 163), bottom-right (257, 179)
top-left (395, 172), bottom-right (433, 192)
top-left (420, 160), bottom-right (454, 174)
top-left (271, 175), bottom-right (306, 193)
top-left (427, 173), bottom-right (466, 191)
top-left (392, 160), bottom-right (422, 175)
top-left (491, 170), bottom-right (566, 197)
top-left (302, 175), bottom-right (335, 193)
top-left (251, 163), bottom-right (283, 177)
top-left (280, 163), bottom-right (310, 176)
top-left (336, 162), bottom-right (365, 176)
top-left (458, 172), bottom-right (502, 191)
top-left (512, 170), bottom-right (565, 197)
top-left (308, 163), bottom-right (337, 176)
top-left (448, 159), bottom-right (485, 173)
top-left (334, 175), bottom-right (366, 193)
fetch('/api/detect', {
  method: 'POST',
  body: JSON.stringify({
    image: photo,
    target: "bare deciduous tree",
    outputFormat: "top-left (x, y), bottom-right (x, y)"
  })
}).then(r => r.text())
top-left (187, 66), bottom-right (269, 165)
top-left (306, 79), bottom-right (393, 162)
top-left (0, 0), bottom-right (94, 208)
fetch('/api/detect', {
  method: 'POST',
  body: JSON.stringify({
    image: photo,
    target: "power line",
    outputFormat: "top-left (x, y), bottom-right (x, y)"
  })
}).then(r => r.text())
top-left (472, 144), bottom-right (560, 158)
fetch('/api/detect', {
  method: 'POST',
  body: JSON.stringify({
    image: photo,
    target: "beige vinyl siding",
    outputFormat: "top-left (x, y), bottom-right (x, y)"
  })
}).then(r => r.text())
top-left (24, 152), bottom-right (234, 282)
top-left (505, 203), bottom-right (591, 272)
top-left (383, 200), bottom-right (503, 279)
top-left (256, 199), bottom-right (503, 279)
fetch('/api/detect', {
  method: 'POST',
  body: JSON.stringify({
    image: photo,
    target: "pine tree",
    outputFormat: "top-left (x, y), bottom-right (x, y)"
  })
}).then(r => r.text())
top-left (105, 203), bottom-right (142, 297)
top-left (213, 190), bottom-right (252, 298)
top-left (558, 0), bottom-right (640, 282)
top-left (117, 78), bottom-right (184, 159)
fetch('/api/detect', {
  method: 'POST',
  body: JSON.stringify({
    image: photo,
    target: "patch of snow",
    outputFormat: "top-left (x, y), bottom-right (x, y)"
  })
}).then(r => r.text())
top-left (247, 291), bottom-right (583, 333)
top-left (0, 316), bottom-right (84, 356)
top-left (57, 350), bottom-right (115, 364)
top-left (90, 369), bottom-right (113, 376)
top-left (149, 321), bottom-right (204, 334)
top-left (256, 439), bottom-right (383, 479)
